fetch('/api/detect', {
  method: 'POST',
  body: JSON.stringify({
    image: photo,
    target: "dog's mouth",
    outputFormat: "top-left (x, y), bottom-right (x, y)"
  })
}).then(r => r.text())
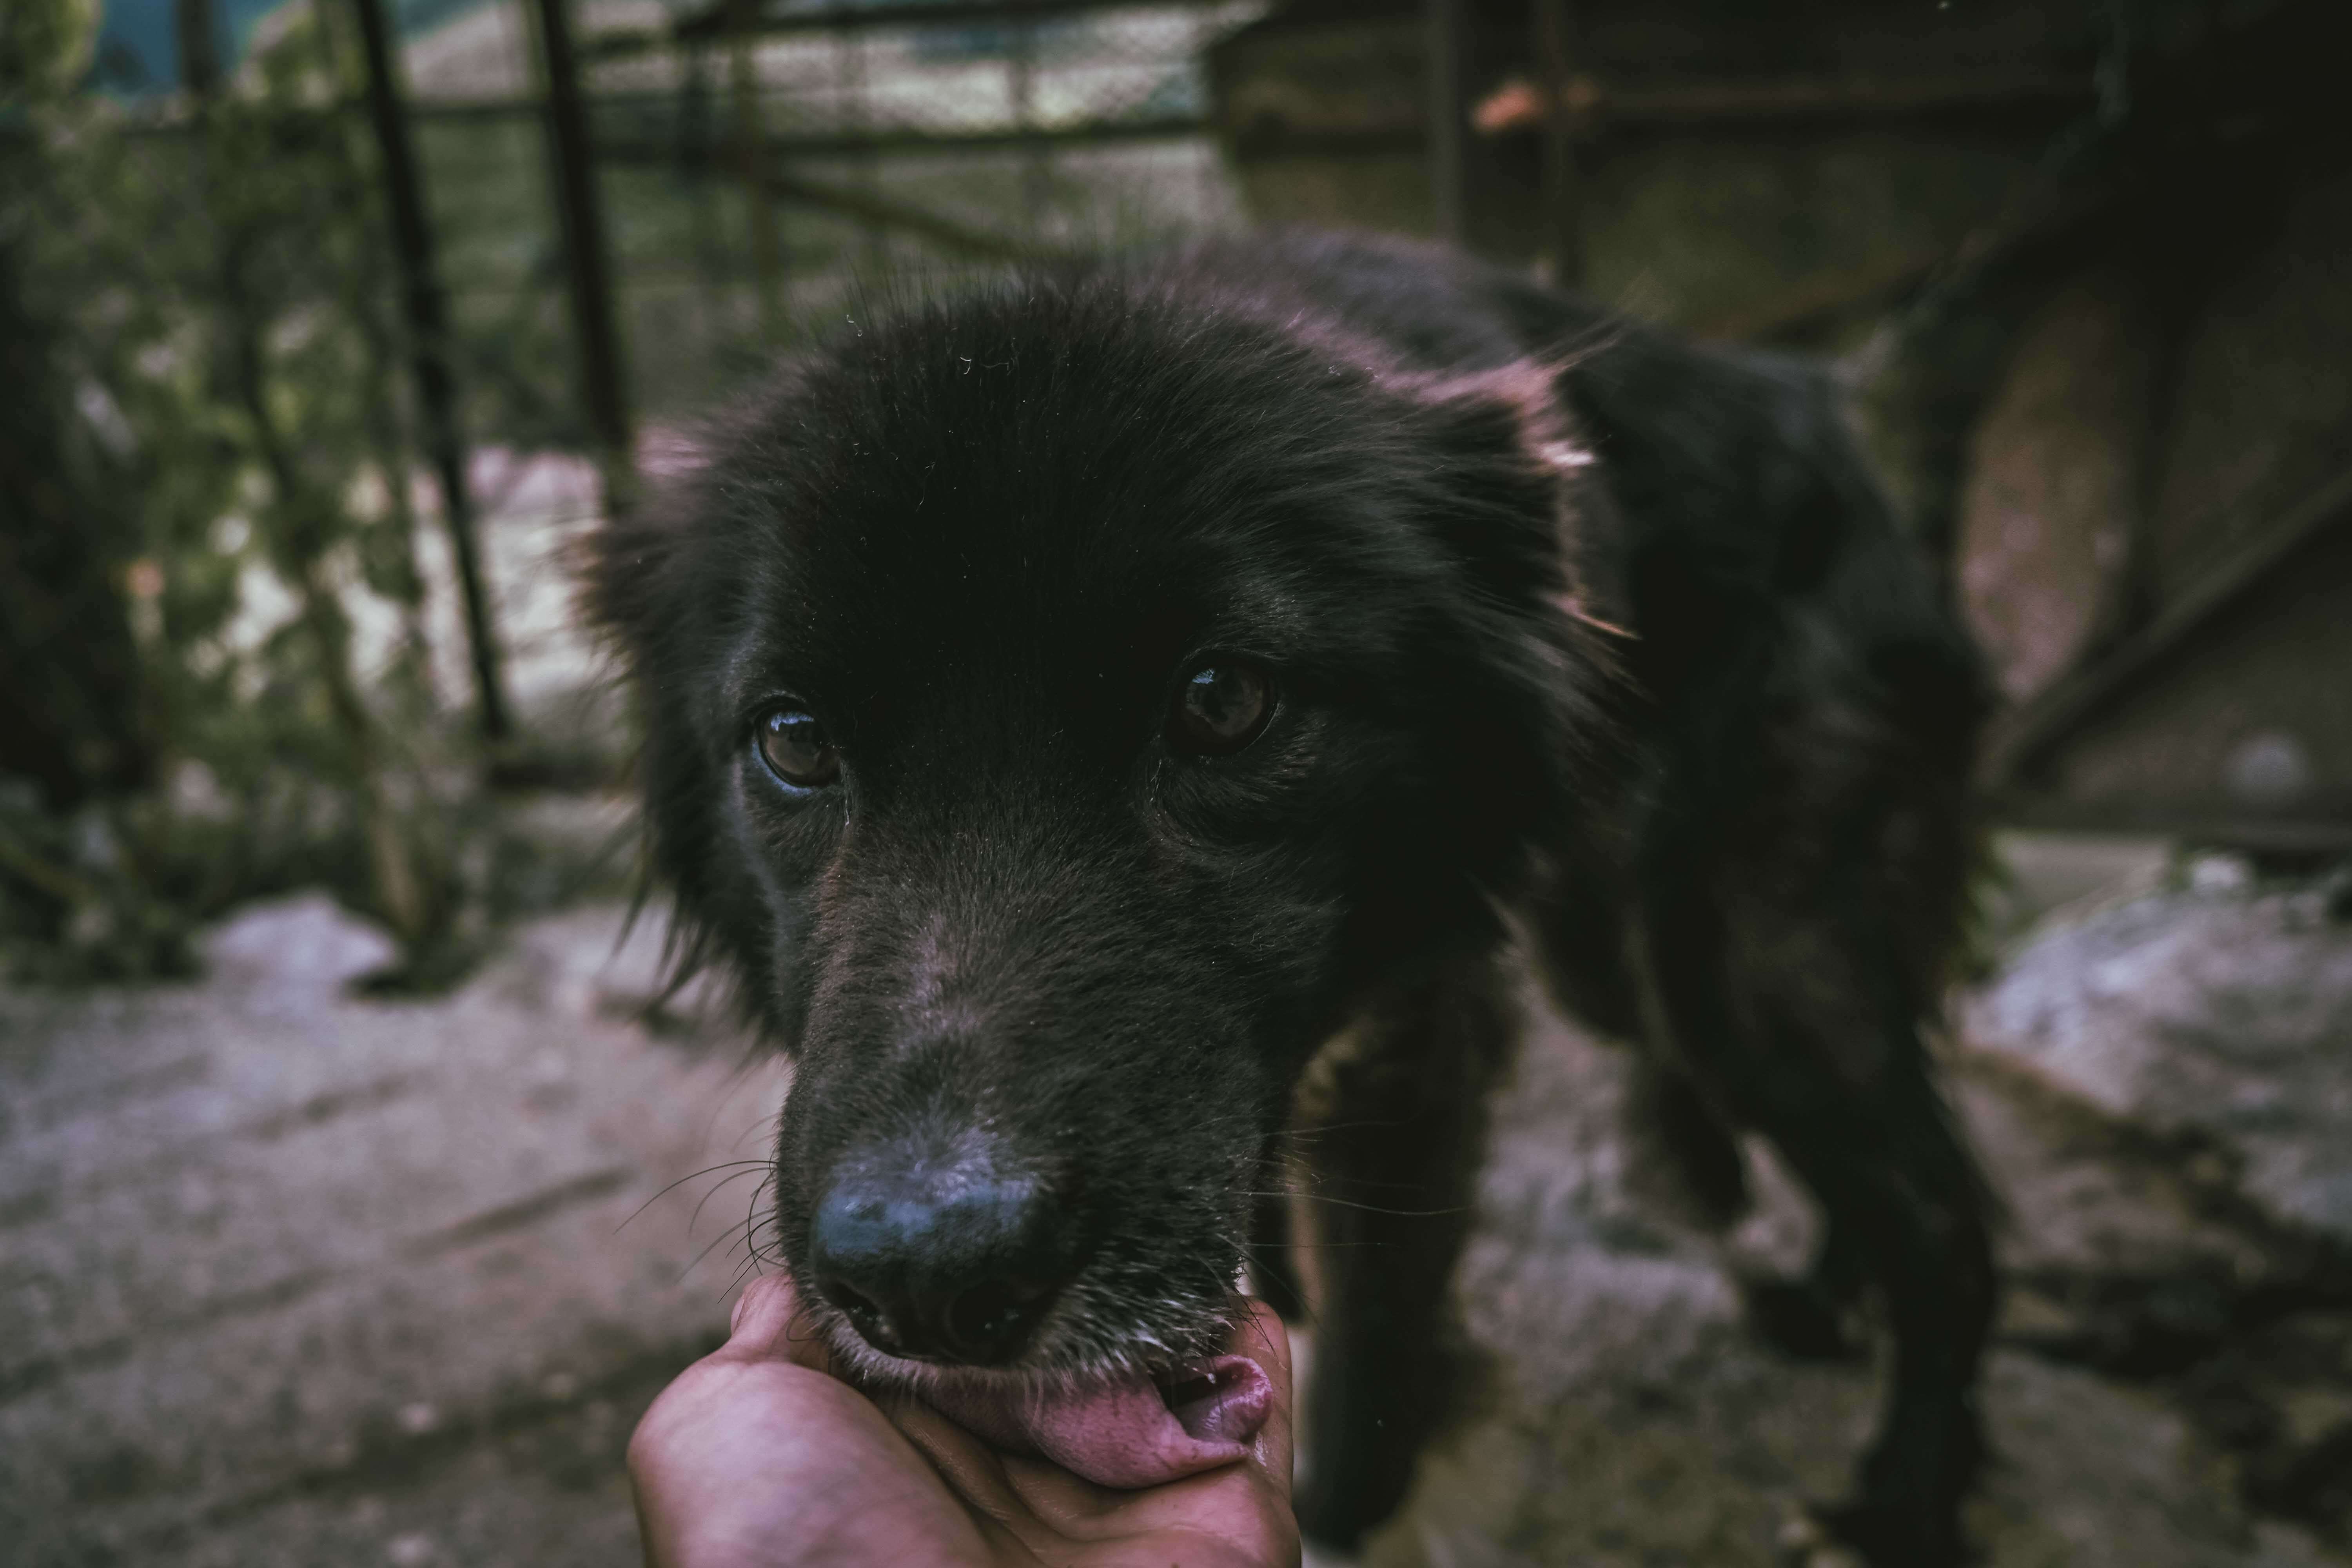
top-left (781, 1149), bottom-right (1272, 1485)
top-left (917, 1354), bottom-right (1274, 1489)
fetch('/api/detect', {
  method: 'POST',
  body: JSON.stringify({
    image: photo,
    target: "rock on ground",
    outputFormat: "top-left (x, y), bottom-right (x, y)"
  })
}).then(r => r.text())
top-left (1963, 867), bottom-right (2352, 1241)
top-left (1349, 862), bottom-right (2352, 1568)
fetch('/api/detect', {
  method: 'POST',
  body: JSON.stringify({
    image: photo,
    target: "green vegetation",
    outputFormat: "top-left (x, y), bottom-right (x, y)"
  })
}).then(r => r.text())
top-left (0, 0), bottom-right (600, 985)
top-left (0, 0), bottom-right (1236, 984)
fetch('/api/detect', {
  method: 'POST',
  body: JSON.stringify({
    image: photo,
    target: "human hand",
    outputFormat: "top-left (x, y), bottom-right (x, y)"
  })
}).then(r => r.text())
top-left (628, 1275), bottom-right (1298, 1568)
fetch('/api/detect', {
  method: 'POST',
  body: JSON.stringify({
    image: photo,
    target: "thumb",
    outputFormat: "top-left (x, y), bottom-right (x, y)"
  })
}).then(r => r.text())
top-left (716, 1273), bottom-right (838, 1374)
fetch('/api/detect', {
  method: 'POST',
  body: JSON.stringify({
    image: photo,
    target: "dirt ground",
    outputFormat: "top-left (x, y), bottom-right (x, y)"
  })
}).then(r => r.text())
top-left (0, 895), bottom-right (784, 1567)
top-left (4, 836), bottom-right (2349, 1567)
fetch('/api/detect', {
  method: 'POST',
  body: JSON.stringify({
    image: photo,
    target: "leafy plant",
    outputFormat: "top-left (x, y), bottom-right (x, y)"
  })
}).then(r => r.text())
top-left (0, 0), bottom-right (524, 981)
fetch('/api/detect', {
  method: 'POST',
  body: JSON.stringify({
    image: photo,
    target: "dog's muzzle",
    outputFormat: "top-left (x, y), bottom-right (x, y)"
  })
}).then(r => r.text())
top-left (809, 1142), bottom-right (1074, 1367)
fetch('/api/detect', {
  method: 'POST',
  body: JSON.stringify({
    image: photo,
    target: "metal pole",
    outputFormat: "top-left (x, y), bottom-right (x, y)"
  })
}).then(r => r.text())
top-left (838, 7), bottom-right (886, 265)
top-left (529, 0), bottom-right (636, 510)
top-left (1009, 2), bottom-right (1050, 235)
top-left (679, 41), bottom-right (731, 348)
top-left (731, 0), bottom-right (785, 341)
top-left (1533, 0), bottom-right (1583, 288)
top-left (1425, 0), bottom-right (1467, 247)
top-left (175, 0), bottom-right (220, 94)
top-left (348, 0), bottom-right (511, 743)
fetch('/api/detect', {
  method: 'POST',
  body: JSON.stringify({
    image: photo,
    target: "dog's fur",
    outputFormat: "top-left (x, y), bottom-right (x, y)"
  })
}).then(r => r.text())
top-left (591, 230), bottom-right (1996, 1565)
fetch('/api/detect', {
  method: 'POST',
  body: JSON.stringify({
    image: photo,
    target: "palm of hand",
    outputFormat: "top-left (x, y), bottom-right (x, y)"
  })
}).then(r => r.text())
top-left (630, 1277), bottom-right (1298, 1568)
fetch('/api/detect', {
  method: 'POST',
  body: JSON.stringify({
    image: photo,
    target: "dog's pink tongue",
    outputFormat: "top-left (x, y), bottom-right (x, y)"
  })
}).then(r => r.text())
top-left (922, 1356), bottom-right (1272, 1490)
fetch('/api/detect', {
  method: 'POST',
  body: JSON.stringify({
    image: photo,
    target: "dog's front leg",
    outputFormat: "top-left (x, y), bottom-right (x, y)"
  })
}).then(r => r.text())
top-left (1286, 951), bottom-right (1514, 1554)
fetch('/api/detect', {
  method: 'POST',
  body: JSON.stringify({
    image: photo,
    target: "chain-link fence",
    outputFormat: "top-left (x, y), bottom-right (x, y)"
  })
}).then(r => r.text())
top-left (0, 0), bottom-right (1270, 980)
top-left (385, 0), bottom-right (1267, 419)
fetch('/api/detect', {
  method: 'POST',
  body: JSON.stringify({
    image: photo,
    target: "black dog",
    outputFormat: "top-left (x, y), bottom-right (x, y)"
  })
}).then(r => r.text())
top-left (592, 230), bottom-right (1995, 1565)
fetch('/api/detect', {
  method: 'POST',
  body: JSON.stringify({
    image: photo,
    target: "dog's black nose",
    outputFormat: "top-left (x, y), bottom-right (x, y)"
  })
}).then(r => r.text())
top-left (809, 1168), bottom-right (1071, 1365)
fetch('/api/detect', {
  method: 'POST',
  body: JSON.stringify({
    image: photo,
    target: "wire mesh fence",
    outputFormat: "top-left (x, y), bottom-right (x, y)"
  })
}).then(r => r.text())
top-left (0, 0), bottom-right (1268, 979)
top-left (379, 0), bottom-right (1268, 419)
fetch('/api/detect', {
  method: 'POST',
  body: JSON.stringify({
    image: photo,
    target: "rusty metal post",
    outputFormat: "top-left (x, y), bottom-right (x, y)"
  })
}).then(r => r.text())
top-left (1009, 0), bottom-right (1051, 235)
top-left (1533, 0), bottom-right (1584, 288)
top-left (730, 0), bottom-right (785, 341)
top-left (348, 0), bottom-right (511, 743)
top-left (529, 0), bottom-right (636, 510)
top-left (1425, 0), bottom-right (1468, 246)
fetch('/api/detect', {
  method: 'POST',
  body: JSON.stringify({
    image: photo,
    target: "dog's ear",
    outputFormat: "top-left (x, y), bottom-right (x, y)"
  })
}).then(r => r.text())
top-left (1405, 358), bottom-right (1589, 481)
top-left (581, 483), bottom-right (686, 655)
top-left (578, 437), bottom-right (753, 726)
top-left (583, 516), bottom-right (648, 648)
top-left (1372, 358), bottom-right (1630, 902)
top-left (575, 444), bottom-right (774, 1026)
top-left (1392, 358), bottom-right (1624, 637)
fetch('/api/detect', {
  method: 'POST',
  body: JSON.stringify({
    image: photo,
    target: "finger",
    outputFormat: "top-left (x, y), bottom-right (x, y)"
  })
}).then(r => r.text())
top-left (993, 1446), bottom-right (1298, 1563)
top-left (876, 1394), bottom-right (1147, 1565)
top-left (884, 1397), bottom-right (1030, 1524)
top-left (1227, 1299), bottom-right (1295, 1502)
top-left (714, 1272), bottom-right (838, 1374)
top-left (889, 1405), bottom-right (1225, 1566)
top-left (630, 1290), bottom-right (995, 1567)
top-left (726, 1271), bottom-right (796, 1341)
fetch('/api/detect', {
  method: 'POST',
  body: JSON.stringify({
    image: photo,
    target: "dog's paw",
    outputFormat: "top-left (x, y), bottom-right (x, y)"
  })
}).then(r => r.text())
top-left (1301, 1541), bottom-right (1367, 1568)
top-left (1805, 1497), bottom-right (1971, 1568)
top-left (1741, 1276), bottom-right (1866, 1363)
top-left (1775, 1511), bottom-right (1867, 1568)
top-left (1294, 1475), bottom-right (1375, 1558)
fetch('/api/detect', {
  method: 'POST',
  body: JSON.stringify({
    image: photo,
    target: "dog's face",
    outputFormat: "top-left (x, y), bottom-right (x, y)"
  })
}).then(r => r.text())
top-left (596, 275), bottom-right (1603, 1392)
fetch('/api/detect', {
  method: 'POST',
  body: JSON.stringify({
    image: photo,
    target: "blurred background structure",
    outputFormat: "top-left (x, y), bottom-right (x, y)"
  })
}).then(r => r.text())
top-left (2, 1), bottom-right (2348, 1564)
top-left (1212, 0), bottom-right (2352, 853)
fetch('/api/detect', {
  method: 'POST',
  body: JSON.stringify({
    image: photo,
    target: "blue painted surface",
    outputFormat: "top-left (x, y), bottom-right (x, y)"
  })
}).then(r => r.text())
top-left (87, 0), bottom-right (499, 94)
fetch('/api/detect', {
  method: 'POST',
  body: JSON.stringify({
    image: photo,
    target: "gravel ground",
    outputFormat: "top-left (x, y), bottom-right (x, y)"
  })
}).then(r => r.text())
top-left (5, 848), bottom-right (2349, 1568)
top-left (1360, 855), bottom-right (2352, 1568)
top-left (2, 896), bottom-right (784, 1568)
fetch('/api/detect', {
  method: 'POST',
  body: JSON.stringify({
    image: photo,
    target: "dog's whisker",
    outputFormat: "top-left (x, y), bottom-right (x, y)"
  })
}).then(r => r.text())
top-left (685, 1165), bottom-right (775, 1236)
top-left (676, 1212), bottom-right (760, 1287)
top-left (1235, 1189), bottom-right (1472, 1218)
top-left (614, 1159), bottom-right (771, 1235)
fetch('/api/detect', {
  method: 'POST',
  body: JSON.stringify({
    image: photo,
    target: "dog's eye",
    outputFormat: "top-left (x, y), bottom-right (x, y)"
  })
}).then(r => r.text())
top-left (755, 707), bottom-right (840, 789)
top-left (1170, 661), bottom-right (1273, 755)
